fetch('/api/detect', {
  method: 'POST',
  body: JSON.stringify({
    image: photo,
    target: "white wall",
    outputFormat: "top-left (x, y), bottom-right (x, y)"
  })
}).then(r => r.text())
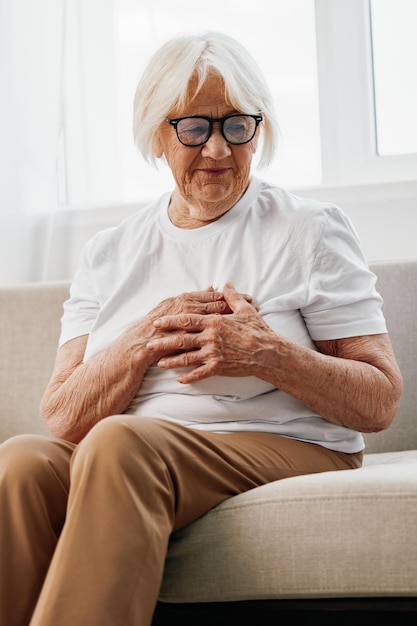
top-left (294, 178), bottom-right (417, 262)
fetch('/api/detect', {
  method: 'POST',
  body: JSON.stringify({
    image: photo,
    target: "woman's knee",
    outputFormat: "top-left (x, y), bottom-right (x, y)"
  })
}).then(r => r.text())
top-left (0, 434), bottom-right (73, 497)
top-left (72, 416), bottom-right (172, 475)
top-left (1, 434), bottom-right (58, 473)
top-left (76, 415), bottom-right (143, 456)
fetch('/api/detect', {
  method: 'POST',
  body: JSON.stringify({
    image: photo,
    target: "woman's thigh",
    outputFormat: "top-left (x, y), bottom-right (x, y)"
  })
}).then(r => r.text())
top-left (81, 416), bottom-right (361, 530)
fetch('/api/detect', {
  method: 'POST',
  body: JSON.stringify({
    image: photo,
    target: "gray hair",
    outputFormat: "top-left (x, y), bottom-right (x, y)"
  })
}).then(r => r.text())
top-left (133, 31), bottom-right (279, 168)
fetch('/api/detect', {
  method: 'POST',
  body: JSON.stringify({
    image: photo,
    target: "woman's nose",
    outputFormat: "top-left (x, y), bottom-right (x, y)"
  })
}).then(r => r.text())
top-left (200, 128), bottom-right (232, 159)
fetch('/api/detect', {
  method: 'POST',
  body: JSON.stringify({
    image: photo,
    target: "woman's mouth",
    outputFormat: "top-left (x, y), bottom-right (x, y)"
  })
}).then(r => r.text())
top-left (198, 168), bottom-right (229, 176)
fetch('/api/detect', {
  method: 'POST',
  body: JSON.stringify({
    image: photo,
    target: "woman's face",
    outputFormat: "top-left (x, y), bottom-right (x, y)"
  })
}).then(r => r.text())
top-left (154, 73), bottom-right (260, 228)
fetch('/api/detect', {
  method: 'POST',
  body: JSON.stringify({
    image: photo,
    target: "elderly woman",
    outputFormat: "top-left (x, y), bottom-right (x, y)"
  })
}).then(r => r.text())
top-left (0, 31), bottom-right (402, 626)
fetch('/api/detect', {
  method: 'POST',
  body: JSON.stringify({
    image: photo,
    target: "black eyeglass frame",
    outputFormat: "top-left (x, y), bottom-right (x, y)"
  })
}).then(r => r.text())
top-left (165, 114), bottom-right (263, 147)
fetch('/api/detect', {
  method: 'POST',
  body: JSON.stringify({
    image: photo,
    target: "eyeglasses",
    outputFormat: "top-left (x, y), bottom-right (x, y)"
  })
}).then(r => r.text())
top-left (166, 114), bottom-right (263, 147)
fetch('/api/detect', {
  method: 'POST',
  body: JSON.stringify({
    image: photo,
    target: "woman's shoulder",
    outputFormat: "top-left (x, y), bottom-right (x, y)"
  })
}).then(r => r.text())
top-left (256, 178), bottom-right (339, 216)
top-left (254, 178), bottom-right (349, 236)
top-left (84, 192), bottom-right (170, 255)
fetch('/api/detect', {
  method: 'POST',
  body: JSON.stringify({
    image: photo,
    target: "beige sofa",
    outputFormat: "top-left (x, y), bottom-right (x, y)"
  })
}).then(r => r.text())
top-left (1, 259), bottom-right (417, 622)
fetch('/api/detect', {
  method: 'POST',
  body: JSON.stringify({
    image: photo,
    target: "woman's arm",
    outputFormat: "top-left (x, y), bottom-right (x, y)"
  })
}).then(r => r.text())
top-left (254, 331), bottom-right (402, 433)
top-left (147, 283), bottom-right (403, 433)
top-left (40, 328), bottom-right (152, 444)
top-left (40, 288), bottom-right (233, 443)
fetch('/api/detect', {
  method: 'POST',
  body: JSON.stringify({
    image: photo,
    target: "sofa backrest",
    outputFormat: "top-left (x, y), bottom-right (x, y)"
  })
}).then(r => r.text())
top-left (0, 281), bottom-right (70, 441)
top-left (364, 259), bottom-right (417, 453)
top-left (0, 259), bottom-right (416, 451)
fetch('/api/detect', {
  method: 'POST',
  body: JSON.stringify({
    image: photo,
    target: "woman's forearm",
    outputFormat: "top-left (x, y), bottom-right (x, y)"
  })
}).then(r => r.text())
top-left (254, 333), bottom-right (403, 433)
top-left (40, 325), bottom-right (155, 444)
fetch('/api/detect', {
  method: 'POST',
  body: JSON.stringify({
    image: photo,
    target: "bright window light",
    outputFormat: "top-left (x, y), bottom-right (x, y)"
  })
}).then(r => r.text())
top-left (370, 0), bottom-right (417, 156)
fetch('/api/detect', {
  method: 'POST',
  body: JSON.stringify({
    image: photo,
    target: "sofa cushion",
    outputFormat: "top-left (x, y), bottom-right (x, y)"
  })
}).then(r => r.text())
top-left (159, 449), bottom-right (417, 602)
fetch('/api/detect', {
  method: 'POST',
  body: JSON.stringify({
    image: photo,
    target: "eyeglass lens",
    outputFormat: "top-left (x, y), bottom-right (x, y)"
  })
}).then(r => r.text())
top-left (175, 115), bottom-right (258, 146)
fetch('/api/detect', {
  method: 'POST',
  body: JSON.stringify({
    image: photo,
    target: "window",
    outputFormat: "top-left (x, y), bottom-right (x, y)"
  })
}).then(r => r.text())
top-left (370, 0), bottom-right (417, 156)
top-left (315, 0), bottom-right (417, 185)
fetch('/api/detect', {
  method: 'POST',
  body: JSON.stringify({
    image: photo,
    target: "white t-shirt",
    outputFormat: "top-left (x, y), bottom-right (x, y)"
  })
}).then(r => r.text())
top-left (60, 177), bottom-right (387, 453)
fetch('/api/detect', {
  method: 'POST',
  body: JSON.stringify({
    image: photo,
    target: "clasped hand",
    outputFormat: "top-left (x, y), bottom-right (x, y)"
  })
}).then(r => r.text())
top-left (146, 282), bottom-right (273, 384)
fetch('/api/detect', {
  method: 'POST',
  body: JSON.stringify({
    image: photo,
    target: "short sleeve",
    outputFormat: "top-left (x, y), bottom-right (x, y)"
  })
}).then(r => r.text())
top-left (302, 206), bottom-right (387, 340)
top-left (58, 239), bottom-right (100, 348)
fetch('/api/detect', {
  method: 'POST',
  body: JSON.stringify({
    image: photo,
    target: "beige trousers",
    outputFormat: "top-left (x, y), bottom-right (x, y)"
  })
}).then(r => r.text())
top-left (0, 415), bottom-right (362, 626)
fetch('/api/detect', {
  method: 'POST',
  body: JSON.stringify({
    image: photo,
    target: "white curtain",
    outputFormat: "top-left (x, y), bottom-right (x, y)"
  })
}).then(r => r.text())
top-left (0, 0), bottom-right (136, 283)
top-left (0, 0), bottom-right (66, 283)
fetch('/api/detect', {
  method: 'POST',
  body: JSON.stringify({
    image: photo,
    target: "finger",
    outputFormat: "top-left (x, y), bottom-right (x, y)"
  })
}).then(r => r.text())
top-left (146, 333), bottom-right (193, 354)
top-left (177, 362), bottom-right (215, 384)
top-left (158, 348), bottom-right (204, 370)
top-left (184, 289), bottom-right (232, 314)
top-left (223, 282), bottom-right (257, 313)
top-left (189, 288), bottom-right (224, 302)
top-left (153, 313), bottom-right (206, 331)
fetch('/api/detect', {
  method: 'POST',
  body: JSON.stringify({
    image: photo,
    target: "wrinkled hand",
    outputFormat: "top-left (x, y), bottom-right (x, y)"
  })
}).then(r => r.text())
top-left (138, 286), bottom-right (250, 365)
top-left (147, 286), bottom-right (233, 321)
top-left (146, 282), bottom-right (275, 383)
